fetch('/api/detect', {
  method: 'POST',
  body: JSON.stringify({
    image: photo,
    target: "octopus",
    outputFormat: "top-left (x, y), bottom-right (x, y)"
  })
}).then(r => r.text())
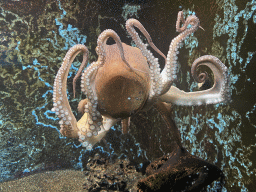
top-left (52, 11), bottom-right (230, 150)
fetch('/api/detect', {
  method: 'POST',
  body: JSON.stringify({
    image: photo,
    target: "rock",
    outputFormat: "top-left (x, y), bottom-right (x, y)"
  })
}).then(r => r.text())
top-left (83, 153), bottom-right (146, 191)
top-left (137, 146), bottom-right (225, 192)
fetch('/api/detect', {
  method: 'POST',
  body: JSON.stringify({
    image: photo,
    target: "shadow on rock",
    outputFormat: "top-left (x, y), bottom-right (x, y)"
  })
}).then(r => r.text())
top-left (137, 102), bottom-right (225, 192)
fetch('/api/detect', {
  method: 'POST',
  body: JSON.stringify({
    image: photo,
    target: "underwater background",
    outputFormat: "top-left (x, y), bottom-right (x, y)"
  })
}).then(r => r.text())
top-left (0, 0), bottom-right (255, 191)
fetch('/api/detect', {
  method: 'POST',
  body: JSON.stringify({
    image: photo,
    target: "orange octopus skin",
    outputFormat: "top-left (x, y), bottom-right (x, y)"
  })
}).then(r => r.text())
top-left (95, 43), bottom-right (150, 119)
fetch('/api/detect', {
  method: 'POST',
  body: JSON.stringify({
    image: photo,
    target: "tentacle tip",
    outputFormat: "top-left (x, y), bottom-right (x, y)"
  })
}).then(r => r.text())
top-left (60, 128), bottom-right (66, 137)
top-left (199, 26), bottom-right (205, 31)
top-left (73, 83), bottom-right (77, 99)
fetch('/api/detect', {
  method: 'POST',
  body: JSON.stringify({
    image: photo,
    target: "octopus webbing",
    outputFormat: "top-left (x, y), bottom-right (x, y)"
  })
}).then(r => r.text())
top-left (52, 11), bottom-right (230, 150)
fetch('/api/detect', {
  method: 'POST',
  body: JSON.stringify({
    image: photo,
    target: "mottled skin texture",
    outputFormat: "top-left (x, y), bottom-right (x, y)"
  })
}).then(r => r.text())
top-left (52, 11), bottom-right (230, 150)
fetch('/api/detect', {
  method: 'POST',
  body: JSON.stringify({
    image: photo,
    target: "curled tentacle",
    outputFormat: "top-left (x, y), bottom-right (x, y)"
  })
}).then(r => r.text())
top-left (79, 30), bottom-right (129, 144)
top-left (176, 11), bottom-right (195, 32)
top-left (72, 46), bottom-right (89, 98)
top-left (176, 11), bottom-right (204, 32)
top-left (77, 70), bottom-right (118, 150)
top-left (79, 29), bottom-right (132, 148)
top-left (77, 98), bottom-right (88, 114)
top-left (79, 61), bottom-right (103, 145)
top-left (97, 28), bottom-right (151, 73)
top-left (196, 72), bottom-right (209, 83)
top-left (96, 29), bottom-right (128, 67)
top-left (77, 111), bottom-right (118, 150)
top-left (96, 29), bottom-right (145, 73)
top-left (160, 11), bottom-right (201, 96)
top-left (52, 43), bottom-right (117, 150)
top-left (176, 11), bottom-right (186, 32)
top-left (126, 19), bottom-right (165, 101)
top-left (52, 44), bottom-right (89, 138)
top-left (159, 55), bottom-right (231, 105)
top-left (126, 19), bottom-right (167, 62)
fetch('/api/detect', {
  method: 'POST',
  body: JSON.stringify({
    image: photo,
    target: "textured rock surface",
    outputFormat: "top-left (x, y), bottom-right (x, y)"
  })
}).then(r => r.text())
top-left (0, 153), bottom-right (146, 192)
top-left (83, 154), bottom-right (146, 191)
top-left (137, 146), bottom-right (224, 192)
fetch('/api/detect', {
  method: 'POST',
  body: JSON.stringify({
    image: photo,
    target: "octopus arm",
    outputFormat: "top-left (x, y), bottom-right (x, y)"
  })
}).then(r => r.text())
top-left (78, 30), bottom-right (130, 149)
top-left (160, 12), bottom-right (200, 96)
top-left (96, 29), bottom-right (139, 72)
top-left (77, 113), bottom-right (118, 150)
top-left (52, 44), bottom-right (89, 138)
top-left (159, 55), bottom-right (230, 105)
top-left (72, 47), bottom-right (89, 98)
top-left (126, 19), bottom-right (165, 100)
top-left (121, 117), bottom-right (131, 134)
top-left (126, 18), bottom-right (167, 62)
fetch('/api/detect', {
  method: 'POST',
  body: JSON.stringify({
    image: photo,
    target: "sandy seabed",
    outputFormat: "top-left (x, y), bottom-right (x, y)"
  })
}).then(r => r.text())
top-left (0, 170), bottom-right (86, 192)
